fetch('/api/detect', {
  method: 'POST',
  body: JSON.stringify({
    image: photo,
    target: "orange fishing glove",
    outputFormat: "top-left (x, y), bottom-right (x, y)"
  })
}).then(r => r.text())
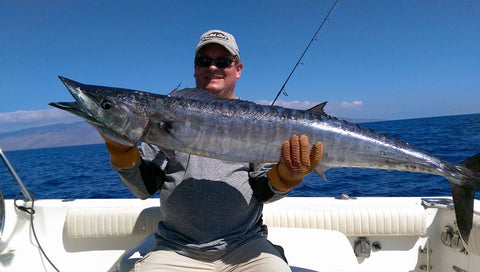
top-left (267, 134), bottom-right (323, 191)
top-left (101, 134), bottom-right (140, 169)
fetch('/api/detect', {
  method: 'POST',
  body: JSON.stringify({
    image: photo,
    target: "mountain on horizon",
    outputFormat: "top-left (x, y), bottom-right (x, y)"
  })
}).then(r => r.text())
top-left (0, 122), bottom-right (103, 151)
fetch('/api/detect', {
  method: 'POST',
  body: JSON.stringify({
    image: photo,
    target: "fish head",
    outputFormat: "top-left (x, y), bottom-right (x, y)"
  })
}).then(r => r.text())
top-left (50, 76), bottom-right (149, 146)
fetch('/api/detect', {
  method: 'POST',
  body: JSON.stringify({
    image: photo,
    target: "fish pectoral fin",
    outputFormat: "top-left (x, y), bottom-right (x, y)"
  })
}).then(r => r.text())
top-left (155, 120), bottom-right (187, 147)
top-left (314, 166), bottom-right (328, 180)
top-left (157, 120), bottom-right (174, 135)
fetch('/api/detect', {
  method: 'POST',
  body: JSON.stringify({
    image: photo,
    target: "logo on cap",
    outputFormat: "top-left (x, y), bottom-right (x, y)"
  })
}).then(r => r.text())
top-left (201, 31), bottom-right (229, 42)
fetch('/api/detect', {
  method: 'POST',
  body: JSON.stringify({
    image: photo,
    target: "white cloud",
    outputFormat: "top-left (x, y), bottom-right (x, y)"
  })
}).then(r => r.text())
top-left (0, 108), bottom-right (80, 133)
top-left (255, 100), bottom-right (318, 110)
top-left (255, 99), bottom-right (364, 116)
top-left (340, 100), bottom-right (363, 110)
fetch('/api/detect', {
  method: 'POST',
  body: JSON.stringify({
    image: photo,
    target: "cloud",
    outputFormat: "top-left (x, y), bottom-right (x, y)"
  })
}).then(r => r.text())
top-left (340, 100), bottom-right (363, 110)
top-left (0, 108), bottom-right (80, 133)
top-left (255, 100), bottom-right (318, 110)
top-left (256, 99), bottom-right (364, 116)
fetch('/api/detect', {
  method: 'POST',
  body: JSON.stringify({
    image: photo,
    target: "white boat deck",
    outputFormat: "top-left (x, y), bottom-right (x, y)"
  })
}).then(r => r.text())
top-left (1, 197), bottom-right (480, 271)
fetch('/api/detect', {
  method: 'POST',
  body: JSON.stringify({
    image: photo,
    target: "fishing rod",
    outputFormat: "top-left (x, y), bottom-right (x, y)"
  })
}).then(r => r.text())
top-left (271, 0), bottom-right (339, 106)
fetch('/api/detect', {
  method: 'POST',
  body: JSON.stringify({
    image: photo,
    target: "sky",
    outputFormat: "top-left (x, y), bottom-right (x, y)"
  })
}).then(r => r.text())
top-left (1, 0), bottom-right (479, 133)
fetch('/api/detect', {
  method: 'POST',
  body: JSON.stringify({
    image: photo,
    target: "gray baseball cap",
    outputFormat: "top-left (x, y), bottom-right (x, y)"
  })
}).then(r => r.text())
top-left (195, 30), bottom-right (240, 59)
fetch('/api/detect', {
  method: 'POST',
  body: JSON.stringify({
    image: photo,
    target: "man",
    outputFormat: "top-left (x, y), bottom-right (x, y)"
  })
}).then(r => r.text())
top-left (104, 30), bottom-right (323, 271)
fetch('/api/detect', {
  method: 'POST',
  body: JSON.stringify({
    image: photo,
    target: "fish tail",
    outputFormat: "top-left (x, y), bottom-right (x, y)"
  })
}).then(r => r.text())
top-left (450, 152), bottom-right (480, 247)
top-left (450, 183), bottom-right (475, 243)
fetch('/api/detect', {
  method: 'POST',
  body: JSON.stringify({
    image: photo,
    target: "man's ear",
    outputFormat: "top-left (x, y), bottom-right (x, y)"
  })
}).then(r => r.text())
top-left (236, 62), bottom-right (243, 79)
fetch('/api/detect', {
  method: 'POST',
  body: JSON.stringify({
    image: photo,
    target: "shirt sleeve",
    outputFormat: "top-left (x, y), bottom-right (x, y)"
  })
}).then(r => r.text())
top-left (115, 143), bottom-right (167, 199)
top-left (248, 163), bottom-right (290, 203)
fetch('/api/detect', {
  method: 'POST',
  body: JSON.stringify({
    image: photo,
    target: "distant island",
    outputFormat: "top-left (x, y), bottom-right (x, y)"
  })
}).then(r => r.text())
top-left (0, 122), bottom-right (103, 151)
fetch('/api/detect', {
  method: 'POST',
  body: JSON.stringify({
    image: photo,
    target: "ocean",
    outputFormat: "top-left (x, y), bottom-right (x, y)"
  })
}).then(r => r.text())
top-left (1, 113), bottom-right (480, 200)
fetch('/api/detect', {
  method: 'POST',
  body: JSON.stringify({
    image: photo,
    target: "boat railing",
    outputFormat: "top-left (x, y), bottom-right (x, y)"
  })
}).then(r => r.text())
top-left (0, 147), bottom-right (34, 241)
top-left (0, 148), bottom-right (32, 201)
top-left (0, 191), bottom-right (4, 240)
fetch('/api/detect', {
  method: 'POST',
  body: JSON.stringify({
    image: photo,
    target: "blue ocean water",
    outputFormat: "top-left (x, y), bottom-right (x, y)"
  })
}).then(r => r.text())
top-left (1, 113), bottom-right (480, 200)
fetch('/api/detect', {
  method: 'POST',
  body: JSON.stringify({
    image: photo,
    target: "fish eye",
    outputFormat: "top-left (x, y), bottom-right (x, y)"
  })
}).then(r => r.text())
top-left (101, 100), bottom-right (112, 110)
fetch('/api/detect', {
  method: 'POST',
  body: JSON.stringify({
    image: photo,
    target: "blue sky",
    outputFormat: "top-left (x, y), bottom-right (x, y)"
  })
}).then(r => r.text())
top-left (1, 0), bottom-right (479, 133)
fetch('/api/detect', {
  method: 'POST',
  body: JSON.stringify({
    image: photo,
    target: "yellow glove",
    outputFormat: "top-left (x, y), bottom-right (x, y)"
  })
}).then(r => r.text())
top-left (267, 134), bottom-right (323, 191)
top-left (100, 134), bottom-right (140, 169)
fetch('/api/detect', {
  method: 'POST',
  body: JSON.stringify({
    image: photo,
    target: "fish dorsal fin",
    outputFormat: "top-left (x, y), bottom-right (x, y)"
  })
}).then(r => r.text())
top-left (307, 102), bottom-right (328, 116)
top-left (168, 88), bottom-right (219, 101)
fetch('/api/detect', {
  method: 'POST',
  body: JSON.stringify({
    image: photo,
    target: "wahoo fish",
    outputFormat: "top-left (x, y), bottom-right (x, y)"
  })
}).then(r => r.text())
top-left (50, 76), bottom-right (480, 249)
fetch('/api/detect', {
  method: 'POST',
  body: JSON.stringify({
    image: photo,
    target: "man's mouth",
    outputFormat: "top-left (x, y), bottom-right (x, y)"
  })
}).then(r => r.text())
top-left (208, 75), bottom-right (223, 80)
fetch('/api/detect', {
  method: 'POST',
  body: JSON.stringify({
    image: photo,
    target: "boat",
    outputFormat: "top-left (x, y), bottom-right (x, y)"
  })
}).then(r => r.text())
top-left (1, 149), bottom-right (480, 272)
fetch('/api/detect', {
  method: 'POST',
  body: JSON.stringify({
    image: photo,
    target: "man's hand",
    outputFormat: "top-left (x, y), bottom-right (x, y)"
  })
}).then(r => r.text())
top-left (267, 134), bottom-right (323, 191)
top-left (101, 134), bottom-right (140, 169)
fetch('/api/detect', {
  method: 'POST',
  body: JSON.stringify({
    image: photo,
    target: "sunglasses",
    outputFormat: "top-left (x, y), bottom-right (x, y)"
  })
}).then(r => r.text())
top-left (195, 55), bottom-right (236, 69)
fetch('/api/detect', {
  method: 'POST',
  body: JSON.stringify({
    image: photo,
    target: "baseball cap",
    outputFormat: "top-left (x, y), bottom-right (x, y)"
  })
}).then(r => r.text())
top-left (195, 30), bottom-right (240, 59)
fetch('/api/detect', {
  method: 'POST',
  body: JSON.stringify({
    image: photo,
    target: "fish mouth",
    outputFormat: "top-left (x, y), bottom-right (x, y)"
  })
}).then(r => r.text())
top-left (49, 76), bottom-right (103, 126)
top-left (48, 101), bottom-right (101, 126)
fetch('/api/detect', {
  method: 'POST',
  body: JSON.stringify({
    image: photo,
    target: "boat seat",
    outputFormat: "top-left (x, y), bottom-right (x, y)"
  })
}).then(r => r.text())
top-left (65, 206), bottom-right (161, 239)
top-left (268, 227), bottom-right (360, 272)
top-left (65, 198), bottom-right (427, 239)
top-left (64, 198), bottom-right (425, 271)
top-left (263, 198), bottom-right (427, 236)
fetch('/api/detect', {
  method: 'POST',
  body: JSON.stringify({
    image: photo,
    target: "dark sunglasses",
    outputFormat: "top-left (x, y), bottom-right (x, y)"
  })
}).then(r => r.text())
top-left (195, 55), bottom-right (236, 69)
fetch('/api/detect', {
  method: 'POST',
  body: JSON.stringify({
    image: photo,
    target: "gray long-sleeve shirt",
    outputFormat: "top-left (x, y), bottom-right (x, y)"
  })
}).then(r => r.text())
top-left (116, 143), bottom-right (288, 261)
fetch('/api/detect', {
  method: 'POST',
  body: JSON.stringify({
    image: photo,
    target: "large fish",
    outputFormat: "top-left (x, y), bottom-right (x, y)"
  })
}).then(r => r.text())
top-left (50, 76), bottom-right (480, 249)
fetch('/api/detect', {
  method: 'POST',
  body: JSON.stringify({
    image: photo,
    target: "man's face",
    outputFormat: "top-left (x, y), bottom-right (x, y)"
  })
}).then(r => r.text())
top-left (194, 44), bottom-right (242, 99)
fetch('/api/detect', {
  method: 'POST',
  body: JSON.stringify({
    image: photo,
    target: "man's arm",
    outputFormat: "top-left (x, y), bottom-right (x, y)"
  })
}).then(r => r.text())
top-left (116, 157), bottom-right (165, 199)
top-left (103, 136), bottom-right (166, 199)
top-left (249, 163), bottom-right (289, 203)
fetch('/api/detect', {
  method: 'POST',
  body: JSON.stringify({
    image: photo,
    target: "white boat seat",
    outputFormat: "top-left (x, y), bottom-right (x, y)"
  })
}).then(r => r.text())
top-left (65, 206), bottom-right (161, 239)
top-left (65, 199), bottom-right (427, 239)
top-left (263, 198), bottom-right (427, 236)
top-left (64, 198), bottom-right (425, 272)
top-left (268, 227), bottom-right (360, 272)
